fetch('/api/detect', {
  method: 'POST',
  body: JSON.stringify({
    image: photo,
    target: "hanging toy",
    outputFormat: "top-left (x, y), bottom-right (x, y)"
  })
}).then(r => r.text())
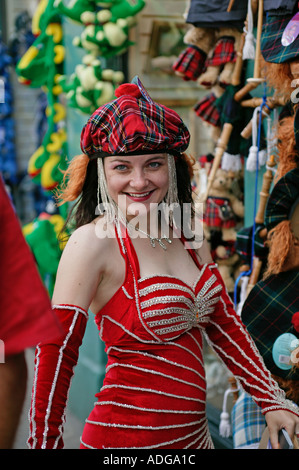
top-left (16, 0), bottom-right (68, 193)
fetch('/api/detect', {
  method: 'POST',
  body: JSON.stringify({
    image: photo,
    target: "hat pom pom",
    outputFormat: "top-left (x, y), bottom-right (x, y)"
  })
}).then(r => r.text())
top-left (115, 83), bottom-right (142, 98)
top-left (292, 312), bottom-right (299, 333)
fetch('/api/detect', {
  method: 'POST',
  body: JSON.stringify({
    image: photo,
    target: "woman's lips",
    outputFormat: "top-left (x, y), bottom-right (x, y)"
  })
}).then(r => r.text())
top-left (124, 189), bottom-right (155, 202)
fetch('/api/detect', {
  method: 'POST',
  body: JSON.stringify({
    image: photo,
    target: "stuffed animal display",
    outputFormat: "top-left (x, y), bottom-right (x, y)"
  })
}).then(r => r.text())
top-left (16, 1), bottom-right (67, 193)
top-left (54, 0), bottom-right (145, 114)
top-left (173, 0), bottom-right (246, 89)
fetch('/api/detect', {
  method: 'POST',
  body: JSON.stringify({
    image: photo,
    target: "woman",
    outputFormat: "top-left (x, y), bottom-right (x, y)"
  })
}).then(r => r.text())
top-left (28, 79), bottom-right (299, 449)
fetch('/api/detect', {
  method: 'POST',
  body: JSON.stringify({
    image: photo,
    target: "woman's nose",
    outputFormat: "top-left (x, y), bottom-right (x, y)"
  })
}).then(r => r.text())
top-left (129, 169), bottom-right (148, 189)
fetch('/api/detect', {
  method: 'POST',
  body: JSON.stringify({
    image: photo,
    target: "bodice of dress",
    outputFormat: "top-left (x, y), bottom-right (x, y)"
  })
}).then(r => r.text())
top-left (95, 223), bottom-right (222, 346)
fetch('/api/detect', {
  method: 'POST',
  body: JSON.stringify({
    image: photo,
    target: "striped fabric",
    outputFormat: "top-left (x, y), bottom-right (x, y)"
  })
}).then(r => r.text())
top-left (206, 37), bottom-right (236, 67)
top-left (172, 45), bottom-right (207, 81)
top-left (261, 14), bottom-right (299, 63)
top-left (231, 392), bottom-right (266, 449)
top-left (194, 92), bottom-right (221, 127)
top-left (204, 196), bottom-right (237, 228)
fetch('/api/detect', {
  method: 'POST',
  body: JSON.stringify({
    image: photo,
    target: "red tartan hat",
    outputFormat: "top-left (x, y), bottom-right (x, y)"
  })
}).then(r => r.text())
top-left (80, 77), bottom-right (190, 158)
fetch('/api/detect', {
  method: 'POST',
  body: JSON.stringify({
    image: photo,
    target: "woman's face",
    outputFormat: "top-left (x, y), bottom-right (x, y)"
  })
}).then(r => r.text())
top-left (103, 153), bottom-right (169, 219)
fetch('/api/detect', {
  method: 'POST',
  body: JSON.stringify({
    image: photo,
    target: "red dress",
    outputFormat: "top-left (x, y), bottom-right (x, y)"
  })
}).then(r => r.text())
top-left (28, 223), bottom-right (299, 449)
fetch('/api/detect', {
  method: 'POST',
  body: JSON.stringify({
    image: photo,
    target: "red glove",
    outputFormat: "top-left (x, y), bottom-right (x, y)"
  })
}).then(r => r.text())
top-left (28, 304), bottom-right (88, 449)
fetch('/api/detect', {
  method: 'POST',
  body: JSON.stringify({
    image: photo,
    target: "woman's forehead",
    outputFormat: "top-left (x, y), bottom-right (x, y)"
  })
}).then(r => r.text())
top-left (107, 153), bottom-right (167, 163)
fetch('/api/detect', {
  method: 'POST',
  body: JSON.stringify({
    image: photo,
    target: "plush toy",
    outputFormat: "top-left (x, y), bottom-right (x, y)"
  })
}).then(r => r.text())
top-left (215, 242), bottom-right (240, 293)
top-left (72, 10), bottom-right (135, 58)
top-left (58, 55), bottom-right (124, 113)
top-left (23, 212), bottom-right (68, 296)
top-left (54, 0), bottom-right (145, 25)
top-left (54, 0), bottom-right (100, 24)
top-left (197, 27), bottom-right (242, 88)
top-left (172, 25), bottom-right (215, 81)
top-left (203, 167), bottom-right (244, 242)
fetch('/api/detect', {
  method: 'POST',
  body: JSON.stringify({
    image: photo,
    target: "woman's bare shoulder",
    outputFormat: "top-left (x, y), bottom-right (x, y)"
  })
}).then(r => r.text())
top-left (64, 217), bottom-right (114, 257)
top-left (52, 218), bottom-right (115, 307)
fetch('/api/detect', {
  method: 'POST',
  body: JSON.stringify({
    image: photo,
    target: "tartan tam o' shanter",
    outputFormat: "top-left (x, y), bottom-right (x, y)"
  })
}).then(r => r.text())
top-left (265, 168), bottom-right (299, 232)
top-left (261, 14), bottom-right (299, 63)
top-left (80, 76), bottom-right (190, 158)
top-left (241, 270), bottom-right (299, 381)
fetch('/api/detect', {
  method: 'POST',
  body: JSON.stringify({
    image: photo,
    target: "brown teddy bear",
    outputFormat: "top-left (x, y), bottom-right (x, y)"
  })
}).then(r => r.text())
top-left (173, 25), bottom-right (215, 81)
top-left (203, 167), bottom-right (244, 241)
top-left (197, 27), bottom-right (242, 88)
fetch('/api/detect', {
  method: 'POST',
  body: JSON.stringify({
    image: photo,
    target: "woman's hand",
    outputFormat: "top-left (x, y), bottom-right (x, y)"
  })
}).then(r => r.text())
top-left (265, 410), bottom-right (299, 449)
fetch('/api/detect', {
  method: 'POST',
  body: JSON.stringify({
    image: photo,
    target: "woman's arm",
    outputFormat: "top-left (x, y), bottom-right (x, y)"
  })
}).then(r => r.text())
top-left (28, 223), bottom-right (106, 449)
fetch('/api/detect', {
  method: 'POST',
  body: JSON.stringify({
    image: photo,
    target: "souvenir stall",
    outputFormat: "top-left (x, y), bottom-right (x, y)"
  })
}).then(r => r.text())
top-left (170, 0), bottom-right (299, 449)
top-left (2, 0), bottom-right (298, 449)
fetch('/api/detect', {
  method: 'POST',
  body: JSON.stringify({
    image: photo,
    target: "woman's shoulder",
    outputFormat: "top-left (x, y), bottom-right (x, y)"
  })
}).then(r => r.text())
top-left (64, 217), bottom-right (115, 258)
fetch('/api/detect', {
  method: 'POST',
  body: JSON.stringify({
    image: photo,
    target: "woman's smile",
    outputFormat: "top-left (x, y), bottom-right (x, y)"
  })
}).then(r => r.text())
top-left (123, 189), bottom-right (155, 202)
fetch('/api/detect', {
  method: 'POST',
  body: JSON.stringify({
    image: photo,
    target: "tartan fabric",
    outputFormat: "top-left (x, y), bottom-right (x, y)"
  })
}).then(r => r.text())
top-left (204, 196), bottom-right (237, 228)
top-left (241, 270), bottom-right (299, 380)
top-left (193, 92), bottom-right (221, 127)
top-left (206, 37), bottom-right (236, 67)
top-left (172, 45), bottom-right (207, 81)
top-left (265, 168), bottom-right (299, 231)
top-left (80, 81), bottom-right (190, 157)
top-left (231, 392), bottom-right (266, 449)
top-left (236, 224), bottom-right (268, 264)
top-left (261, 14), bottom-right (299, 63)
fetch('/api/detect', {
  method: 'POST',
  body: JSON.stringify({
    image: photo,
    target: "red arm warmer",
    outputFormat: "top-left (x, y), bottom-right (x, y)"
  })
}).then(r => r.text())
top-left (28, 305), bottom-right (88, 449)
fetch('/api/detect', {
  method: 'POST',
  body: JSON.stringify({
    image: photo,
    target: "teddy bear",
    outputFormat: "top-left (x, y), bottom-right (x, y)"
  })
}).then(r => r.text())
top-left (197, 27), bottom-right (242, 88)
top-left (203, 167), bottom-right (244, 242)
top-left (172, 25), bottom-right (215, 81)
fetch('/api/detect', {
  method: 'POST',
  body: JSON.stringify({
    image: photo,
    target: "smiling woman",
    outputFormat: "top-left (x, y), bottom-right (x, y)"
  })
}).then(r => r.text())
top-left (28, 77), bottom-right (299, 450)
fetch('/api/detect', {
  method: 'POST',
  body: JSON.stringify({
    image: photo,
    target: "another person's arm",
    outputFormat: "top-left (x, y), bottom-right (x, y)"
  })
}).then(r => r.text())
top-left (0, 352), bottom-right (27, 449)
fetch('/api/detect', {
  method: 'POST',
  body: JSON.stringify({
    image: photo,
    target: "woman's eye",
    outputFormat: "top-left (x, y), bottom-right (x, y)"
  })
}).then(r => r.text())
top-left (148, 161), bottom-right (161, 168)
top-left (114, 164), bottom-right (128, 171)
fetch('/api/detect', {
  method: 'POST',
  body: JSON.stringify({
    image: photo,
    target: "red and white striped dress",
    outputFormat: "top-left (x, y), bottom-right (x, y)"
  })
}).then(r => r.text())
top-left (28, 224), bottom-right (299, 449)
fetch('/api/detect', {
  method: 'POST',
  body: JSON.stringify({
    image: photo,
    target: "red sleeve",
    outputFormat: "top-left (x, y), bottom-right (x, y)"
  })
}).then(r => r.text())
top-left (205, 266), bottom-right (299, 417)
top-left (0, 178), bottom-right (62, 355)
top-left (28, 304), bottom-right (88, 449)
